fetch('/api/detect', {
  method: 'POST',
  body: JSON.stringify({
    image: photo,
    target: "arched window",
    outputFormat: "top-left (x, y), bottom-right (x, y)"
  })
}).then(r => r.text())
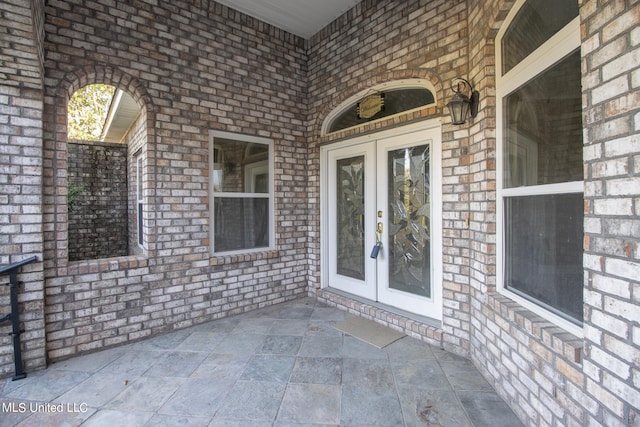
top-left (67, 84), bottom-right (143, 261)
top-left (496, 0), bottom-right (583, 335)
top-left (322, 80), bottom-right (436, 135)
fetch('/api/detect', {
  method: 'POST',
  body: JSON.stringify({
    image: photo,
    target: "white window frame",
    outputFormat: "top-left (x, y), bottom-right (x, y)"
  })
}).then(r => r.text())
top-left (496, 0), bottom-right (583, 337)
top-left (209, 130), bottom-right (275, 256)
top-left (136, 153), bottom-right (144, 249)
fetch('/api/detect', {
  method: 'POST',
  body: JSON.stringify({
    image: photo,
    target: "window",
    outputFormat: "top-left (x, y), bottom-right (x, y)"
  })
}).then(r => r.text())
top-left (67, 84), bottom-right (143, 261)
top-left (136, 153), bottom-right (143, 247)
top-left (322, 79), bottom-right (437, 135)
top-left (209, 131), bottom-right (274, 255)
top-left (496, 0), bottom-right (583, 334)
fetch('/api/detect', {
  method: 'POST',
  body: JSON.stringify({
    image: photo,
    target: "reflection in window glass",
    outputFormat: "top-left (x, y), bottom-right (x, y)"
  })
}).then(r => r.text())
top-left (329, 88), bottom-right (435, 133)
top-left (501, 0), bottom-right (578, 74)
top-left (336, 156), bottom-right (365, 280)
top-left (213, 139), bottom-right (269, 193)
top-left (211, 133), bottom-right (272, 254)
top-left (498, 0), bottom-right (583, 329)
top-left (504, 194), bottom-right (583, 323)
top-left (503, 50), bottom-right (583, 188)
top-left (213, 198), bottom-right (269, 252)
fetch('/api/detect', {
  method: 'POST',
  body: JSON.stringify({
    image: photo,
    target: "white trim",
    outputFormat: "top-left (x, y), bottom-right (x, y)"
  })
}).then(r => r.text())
top-left (325, 143), bottom-right (377, 301)
top-left (375, 130), bottom-right (443, 320)
top-left (321, 79), bottom-right (438, 136)
top-left (501, 181), bottom-right (584, 197)
top-left (500, 287), bottom-right (583, 337)
top-left (322, 118), bottom-right (443, 150)
top-left (495, 0), bottom-right (583, 337)
top-left (497, 17), bottom-right (581, 96)
top-left (212, 192), bottom-right (270, 198)
top-left (320, 119), bottom-right (443, 321)
top-left (101, 89), bottom-right (123, 142)
top-left (209, 130), bottom-right (275, 256)
top-left (136, 154), bottom-right (144, 249)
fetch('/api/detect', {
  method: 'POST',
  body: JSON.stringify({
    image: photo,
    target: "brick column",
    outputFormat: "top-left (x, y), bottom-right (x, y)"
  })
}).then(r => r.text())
top-left (581, 0), bottom-right (640, 424)
top-left (0, 0), bottom-right (47, 377)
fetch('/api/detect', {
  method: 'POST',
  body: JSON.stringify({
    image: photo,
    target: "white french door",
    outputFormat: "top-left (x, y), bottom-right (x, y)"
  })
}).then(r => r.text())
top-left (322, 124), bottom-right (442, 320)
top-left (326, 142), bottom-right (377, 301)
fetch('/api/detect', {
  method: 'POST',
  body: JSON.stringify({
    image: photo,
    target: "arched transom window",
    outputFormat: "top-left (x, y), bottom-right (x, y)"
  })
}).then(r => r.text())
top-left (322, 79), bottom-right (436, 136)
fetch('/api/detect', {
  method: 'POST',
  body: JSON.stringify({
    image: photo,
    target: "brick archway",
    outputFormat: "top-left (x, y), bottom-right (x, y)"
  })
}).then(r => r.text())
top-left (44, 65), bottom-right (156, 273)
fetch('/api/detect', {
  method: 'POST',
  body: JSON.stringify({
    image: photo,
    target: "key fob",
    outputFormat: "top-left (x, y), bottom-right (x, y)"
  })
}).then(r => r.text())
top-left (370, 241), bottom-right (382, 259)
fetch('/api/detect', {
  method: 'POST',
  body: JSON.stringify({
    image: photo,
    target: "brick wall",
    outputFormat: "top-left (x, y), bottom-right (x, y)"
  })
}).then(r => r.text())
top-left (0, 0), bottom-right (47, 378)
top-left (40, 0), bottom-right (308, 361)
top-left (68, 141), bottom-right (129, 261)
top-left (581, 0), bottom-right (640, 424)
top-left (466, 0), bottom-right (591, 425)
top-left (2, 1), bottom-right (639, 425)
top-left (464, 0), bottom-right (640, 426)
top-left (307, 0), bottom-right (472, 352)
top-left (307, 0), bottom-right (639, 426)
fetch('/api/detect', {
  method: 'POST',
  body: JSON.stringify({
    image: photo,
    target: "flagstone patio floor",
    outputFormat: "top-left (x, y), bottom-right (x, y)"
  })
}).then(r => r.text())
top-left (0, 297), bottom-right (524, 426)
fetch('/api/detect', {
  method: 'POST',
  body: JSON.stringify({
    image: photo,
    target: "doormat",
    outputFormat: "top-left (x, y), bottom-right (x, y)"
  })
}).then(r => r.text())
top-left (334, 316), bottom-right (405, 348)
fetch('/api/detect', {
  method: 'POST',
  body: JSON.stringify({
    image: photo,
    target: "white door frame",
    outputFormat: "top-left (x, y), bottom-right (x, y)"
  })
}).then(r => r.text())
top-left (320, 119), bottom-right (443, 321)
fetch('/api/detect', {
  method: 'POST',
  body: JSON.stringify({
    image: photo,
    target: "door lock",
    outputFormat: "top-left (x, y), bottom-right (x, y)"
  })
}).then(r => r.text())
top-left (376, 222), bottom-right (383, 233)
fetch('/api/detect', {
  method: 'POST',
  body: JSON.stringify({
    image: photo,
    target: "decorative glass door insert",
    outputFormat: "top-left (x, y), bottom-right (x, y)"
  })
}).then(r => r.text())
top-left (387, 144), bottom-right (431, 298)
top-left (336, 156), bottom-right (365, 280)
top-left (323, 125), bottom-right (441, 320)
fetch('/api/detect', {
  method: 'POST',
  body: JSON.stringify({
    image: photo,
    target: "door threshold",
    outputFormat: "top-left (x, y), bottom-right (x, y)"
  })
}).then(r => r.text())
top-left (317, 288), bottom-right (443, 346)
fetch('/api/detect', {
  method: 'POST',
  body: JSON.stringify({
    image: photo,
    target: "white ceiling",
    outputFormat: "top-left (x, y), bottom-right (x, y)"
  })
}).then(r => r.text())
top-left (214, 0), bottom-right (361, 39)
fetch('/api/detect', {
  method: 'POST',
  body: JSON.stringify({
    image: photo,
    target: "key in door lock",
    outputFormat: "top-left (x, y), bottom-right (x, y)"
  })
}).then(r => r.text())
top-left (371, 222), bottom-right (384, 259)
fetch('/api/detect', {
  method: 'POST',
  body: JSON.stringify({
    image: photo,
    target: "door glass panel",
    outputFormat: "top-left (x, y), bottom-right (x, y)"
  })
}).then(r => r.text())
top-left (337, 156), bottom-right (365, 280)
top-left (387, 144), bottom-right (431, 297)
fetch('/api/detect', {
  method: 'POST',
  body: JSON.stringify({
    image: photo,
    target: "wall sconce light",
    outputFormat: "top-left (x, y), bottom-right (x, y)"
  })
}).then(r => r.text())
top-left (446, 78), bottom-right (479, 125)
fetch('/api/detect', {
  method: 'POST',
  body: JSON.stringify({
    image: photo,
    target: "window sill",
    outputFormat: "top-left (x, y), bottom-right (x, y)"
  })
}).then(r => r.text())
top-left (210, 250), bottom-right (279, 266)
top-left (487, 292), bottom-right (583, 364)
top-left (66, 255), bottom-right (148, 275)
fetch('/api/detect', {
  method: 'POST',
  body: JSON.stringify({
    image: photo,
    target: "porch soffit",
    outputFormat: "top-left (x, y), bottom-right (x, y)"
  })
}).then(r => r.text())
top-left (214, 0), bottom-right (361, 39)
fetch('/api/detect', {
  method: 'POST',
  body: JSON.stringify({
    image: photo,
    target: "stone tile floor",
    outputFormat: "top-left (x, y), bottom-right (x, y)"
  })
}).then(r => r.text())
top-left (0, 297), bottom-right (524, 426)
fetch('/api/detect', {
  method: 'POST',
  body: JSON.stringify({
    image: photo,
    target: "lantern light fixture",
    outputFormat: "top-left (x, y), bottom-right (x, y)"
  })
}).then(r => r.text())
top-left (446, 78), bottom-right (479, 125)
